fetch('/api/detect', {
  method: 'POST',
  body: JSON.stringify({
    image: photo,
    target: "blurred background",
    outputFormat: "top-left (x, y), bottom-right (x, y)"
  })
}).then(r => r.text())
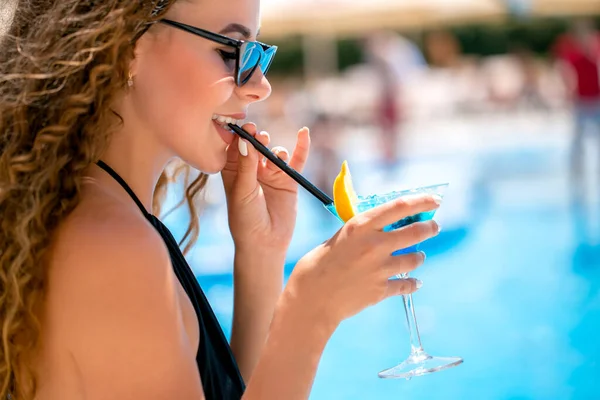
top-left (161, 1), bottom-right (600, 399)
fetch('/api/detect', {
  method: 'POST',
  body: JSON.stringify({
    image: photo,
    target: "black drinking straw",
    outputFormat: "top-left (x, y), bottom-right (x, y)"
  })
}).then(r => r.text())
top-left (228, 123), bottom-right (334, 206)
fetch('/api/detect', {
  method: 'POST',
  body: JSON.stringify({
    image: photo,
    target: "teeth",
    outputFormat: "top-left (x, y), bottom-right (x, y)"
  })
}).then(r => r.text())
top-left (212, 114), bottom-right (240, 126)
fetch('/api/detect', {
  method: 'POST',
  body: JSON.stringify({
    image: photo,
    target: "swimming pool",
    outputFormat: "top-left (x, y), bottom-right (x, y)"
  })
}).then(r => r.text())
top-left (165, 123), bottom-right (600, 399)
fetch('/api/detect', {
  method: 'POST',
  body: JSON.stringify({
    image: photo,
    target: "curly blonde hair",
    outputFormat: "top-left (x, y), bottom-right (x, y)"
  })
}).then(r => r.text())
top-left (0, 1), bottom-right (208, 398)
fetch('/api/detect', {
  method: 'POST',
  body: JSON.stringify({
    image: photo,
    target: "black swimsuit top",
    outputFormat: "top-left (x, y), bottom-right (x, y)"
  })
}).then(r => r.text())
top-left (96, 160), bottom-right (245, 400)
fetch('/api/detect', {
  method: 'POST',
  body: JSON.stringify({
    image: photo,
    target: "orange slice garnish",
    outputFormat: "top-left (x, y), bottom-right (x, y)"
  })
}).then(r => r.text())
top-left (333, 160), bottom-right (359, 222)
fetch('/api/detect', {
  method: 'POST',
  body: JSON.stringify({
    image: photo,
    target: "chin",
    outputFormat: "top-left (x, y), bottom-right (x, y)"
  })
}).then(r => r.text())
top-left (184, 153), bottom-right (228, 175)
top-left (201, 165), bottom-right (226, 175)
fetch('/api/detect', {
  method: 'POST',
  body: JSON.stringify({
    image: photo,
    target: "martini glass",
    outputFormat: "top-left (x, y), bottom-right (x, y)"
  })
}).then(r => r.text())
top-left (325, 183), bottom-right (463, 379)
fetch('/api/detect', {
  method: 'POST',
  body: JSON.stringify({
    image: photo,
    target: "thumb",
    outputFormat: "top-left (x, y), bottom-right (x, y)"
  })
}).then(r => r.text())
top-left (384, 277), bottom-right (422, 299)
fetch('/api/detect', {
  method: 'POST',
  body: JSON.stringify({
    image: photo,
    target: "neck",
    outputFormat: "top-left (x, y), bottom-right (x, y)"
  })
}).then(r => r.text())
top-left (89, 114), bottom-right (173, 214)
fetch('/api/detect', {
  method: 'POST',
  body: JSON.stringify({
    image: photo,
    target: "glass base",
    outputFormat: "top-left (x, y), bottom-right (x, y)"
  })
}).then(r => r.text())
top-left (378, 350), bottom-right (463, 380)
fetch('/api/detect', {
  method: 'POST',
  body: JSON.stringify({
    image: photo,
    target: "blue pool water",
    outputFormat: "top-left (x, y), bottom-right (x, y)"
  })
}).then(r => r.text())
top-left (165, 134), bottom-right (600, 399)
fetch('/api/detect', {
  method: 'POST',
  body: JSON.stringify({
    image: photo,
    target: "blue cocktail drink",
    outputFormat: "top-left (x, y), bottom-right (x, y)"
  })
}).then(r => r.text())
top-left (325, 183), bottom-right (463, 379)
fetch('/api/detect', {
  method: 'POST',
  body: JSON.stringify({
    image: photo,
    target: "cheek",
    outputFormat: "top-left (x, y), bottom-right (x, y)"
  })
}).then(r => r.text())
top-left (170, 51), bottom-right (233, 105)
top-left (134, 44), bottom-right (235, 141)
top-left (154, 47), bottom-right (233, 113)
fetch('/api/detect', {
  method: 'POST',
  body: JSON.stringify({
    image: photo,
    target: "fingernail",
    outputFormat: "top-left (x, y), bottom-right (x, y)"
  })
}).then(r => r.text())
top-left (259, 130), bottom-right (268, 137)
top-left (436, 223), bottom-right (442, 233)
top-left (238, 139), bottom-right (248, 157)
top-left (415, 279), bottom-right (423, 289)
top-left (420, 251), bottom-right (427, 261)
top-left (432, 195), bottom-right (442, 205)
top-left (272, 146), bottom-right (288, 157)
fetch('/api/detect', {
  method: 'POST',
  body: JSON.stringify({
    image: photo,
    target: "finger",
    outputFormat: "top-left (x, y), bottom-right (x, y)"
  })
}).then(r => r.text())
top-left (226, 122), bottom-right (258, 163)
top-left (234, 123), bottom-right (261, 190)
top-left (384, 278), bottom-right (422, 299)
top-left (240, 122), bottom-right (258, 135)
top-left (264, 146), bottom-right (290, 171)
top-left (361, 193), bottom-right (442, 231)
top-left (288, 127), bottom-right (311, 173)
top-left (384, 220), bottom-right (440, 252)
top-left (382, 251), bottom-right (426, 277)
top-left (256, 130), bottom-right (271, 147)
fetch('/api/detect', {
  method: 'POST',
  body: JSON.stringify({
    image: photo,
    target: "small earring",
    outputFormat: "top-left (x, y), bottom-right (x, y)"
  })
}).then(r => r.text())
top-left (127, 72), bottom-right (134, 87)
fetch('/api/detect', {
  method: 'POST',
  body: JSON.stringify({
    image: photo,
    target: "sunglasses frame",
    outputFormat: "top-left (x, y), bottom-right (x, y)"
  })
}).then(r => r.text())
top-left (159, 19), bottom-right (277, 86)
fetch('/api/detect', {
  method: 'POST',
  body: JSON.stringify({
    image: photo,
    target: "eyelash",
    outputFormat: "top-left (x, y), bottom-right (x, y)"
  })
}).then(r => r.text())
top-left (217, 49), bottom-right (236, 70)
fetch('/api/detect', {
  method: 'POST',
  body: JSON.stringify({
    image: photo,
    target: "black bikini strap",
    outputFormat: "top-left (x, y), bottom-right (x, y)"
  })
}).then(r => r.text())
top-left (96, 160), bottom-right (150, 217)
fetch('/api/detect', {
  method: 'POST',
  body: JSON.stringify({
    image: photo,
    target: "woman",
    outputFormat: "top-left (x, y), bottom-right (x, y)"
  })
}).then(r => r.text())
top-left (0, 0), bottom-right (441, 399)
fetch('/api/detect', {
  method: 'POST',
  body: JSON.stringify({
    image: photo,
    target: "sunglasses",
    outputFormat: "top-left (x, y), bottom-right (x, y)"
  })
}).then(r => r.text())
top-left (159, 19), bottom-right (277, 87)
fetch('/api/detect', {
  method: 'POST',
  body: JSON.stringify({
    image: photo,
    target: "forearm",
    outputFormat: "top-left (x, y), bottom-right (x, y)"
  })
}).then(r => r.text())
top-left (243, 290), bottom-right (336, 400)
top-left (230, 249), bottom-right (286, 381)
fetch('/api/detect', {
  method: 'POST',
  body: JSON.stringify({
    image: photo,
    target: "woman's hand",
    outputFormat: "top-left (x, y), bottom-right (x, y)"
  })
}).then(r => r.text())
top-left (285, 194), bottom-right (442, 326)
top-left (221, 123), bottom-right (310, 254)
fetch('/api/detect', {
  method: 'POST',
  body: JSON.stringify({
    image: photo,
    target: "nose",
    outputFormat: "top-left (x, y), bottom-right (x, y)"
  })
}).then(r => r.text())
top-left (236, 69), bottom-right (272, 103)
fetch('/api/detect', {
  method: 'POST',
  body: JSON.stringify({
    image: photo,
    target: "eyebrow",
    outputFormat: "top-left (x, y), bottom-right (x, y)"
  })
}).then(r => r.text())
top-left (219, 23), bottom-right (260, 39)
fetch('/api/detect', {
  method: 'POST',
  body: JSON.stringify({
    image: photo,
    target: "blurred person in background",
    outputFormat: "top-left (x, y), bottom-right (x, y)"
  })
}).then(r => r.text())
top-left (512, 43), bottom-right (550, 111)
top-left (375, 61), bottom-right (401, 167)
top-left (553, 18), bottom-right (600, 202)
top-left (364, 32), bottom-right (424, 169)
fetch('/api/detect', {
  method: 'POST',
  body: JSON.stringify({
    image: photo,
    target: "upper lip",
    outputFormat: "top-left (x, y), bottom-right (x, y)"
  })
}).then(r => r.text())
top-left (214, 113), bottom-right (246, 120)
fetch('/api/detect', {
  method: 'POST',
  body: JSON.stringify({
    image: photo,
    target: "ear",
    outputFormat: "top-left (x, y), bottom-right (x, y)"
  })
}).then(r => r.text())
top-left (130, 28), bottom-right (156, 76)
top-left (129, 43), bottom-right (144, 77)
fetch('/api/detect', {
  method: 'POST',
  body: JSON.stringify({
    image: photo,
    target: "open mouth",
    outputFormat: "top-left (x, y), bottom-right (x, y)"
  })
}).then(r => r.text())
top-left (212, 114), bottom-right (242, 130)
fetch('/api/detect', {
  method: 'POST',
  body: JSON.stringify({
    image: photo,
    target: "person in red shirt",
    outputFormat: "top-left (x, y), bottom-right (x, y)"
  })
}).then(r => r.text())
top-left (554, 18), bottom-right (600, 200)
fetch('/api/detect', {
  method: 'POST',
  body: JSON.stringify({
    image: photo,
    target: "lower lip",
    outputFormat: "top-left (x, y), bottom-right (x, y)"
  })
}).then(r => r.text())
top-left (213, 120), bottom-right (236, 145)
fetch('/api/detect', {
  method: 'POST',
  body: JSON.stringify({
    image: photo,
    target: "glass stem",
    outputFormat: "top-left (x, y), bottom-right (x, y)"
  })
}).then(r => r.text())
top-left (402, 293), bottom-right (424, 355)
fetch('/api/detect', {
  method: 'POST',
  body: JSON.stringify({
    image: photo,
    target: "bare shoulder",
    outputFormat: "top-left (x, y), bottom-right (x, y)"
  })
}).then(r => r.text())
top-left (51, 190), bottom-right (168, 274)
top-left (47, 192), bottom-right (173, 316)
top-left (42, 191), bottom-right (204, 400)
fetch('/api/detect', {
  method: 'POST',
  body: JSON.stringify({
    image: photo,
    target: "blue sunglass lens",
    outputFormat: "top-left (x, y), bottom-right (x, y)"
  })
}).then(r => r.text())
top-left (239, 42), bottom-right (261, 84)
top-left (237, 43), bottom-right (277, 85)
top-left (259, 46), bottom-right (276, 74)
